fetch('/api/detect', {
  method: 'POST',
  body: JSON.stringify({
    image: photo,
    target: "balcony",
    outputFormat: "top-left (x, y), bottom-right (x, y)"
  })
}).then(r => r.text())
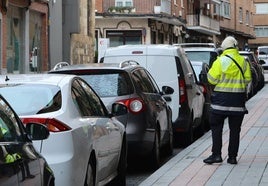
top-left (108, 6), bottom-right (136, 14)
top-left (186, 14), bottom-right (220, 35)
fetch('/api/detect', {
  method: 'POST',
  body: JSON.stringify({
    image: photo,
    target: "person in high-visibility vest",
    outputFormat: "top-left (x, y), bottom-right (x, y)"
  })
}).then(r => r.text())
top-left (203, 36), bottom-right (252, 165)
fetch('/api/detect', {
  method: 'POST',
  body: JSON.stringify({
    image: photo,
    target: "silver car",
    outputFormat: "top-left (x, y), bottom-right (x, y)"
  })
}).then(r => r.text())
top-left (0, 74), bottom-right (127, 186)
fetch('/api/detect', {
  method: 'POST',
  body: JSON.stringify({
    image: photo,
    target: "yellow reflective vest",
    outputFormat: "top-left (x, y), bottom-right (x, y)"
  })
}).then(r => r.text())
top-left (208, 48), bottom-right (251, 93)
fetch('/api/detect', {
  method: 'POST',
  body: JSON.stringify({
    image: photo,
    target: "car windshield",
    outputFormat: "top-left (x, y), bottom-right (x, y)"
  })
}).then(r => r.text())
top-left (80, 72), bottom-right (132, 97)
top-left (259, 48), bottom-right (268, 55)
top-left (0, 84), bottom-right (61, 115)
top-left (186, 51), bottom-right (217, 66)
top-left (240, 53), bottom-right (257, 63)
top-left (192, 64), bottom-right (202, 81)
top-left (0, 97), bottom-right (24, 142)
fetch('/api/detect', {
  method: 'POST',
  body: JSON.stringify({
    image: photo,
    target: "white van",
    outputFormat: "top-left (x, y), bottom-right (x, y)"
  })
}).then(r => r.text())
top-left (100, 44), bottom-right (205, 146)
top-left (257, 46), bottom-right (268, 69)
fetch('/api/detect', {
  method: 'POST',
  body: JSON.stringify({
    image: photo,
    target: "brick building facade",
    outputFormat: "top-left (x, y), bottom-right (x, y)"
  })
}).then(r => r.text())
top-left (249, 0), bottom-right (268, 48)
top-left (0, 0), bottom-right (48, 74)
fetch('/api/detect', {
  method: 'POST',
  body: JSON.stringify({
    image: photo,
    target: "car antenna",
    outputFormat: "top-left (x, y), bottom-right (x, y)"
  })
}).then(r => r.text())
top-left (5, 75), bottom-right (9, 82)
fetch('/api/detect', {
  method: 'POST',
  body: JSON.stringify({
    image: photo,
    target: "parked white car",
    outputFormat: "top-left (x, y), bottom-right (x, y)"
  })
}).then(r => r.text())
top-left (257, 46), bottom-right (268, 69)
top-left (0, 74), bottom-right (127, 186)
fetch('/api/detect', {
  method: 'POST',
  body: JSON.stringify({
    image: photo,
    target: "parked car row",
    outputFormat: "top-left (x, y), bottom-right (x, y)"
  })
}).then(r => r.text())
top-left (1, 43), bottom-right (265, 186)
top-left (174, 43), bottom-right (265, 100)
top-left (49, 62), bottom-right (174, 170)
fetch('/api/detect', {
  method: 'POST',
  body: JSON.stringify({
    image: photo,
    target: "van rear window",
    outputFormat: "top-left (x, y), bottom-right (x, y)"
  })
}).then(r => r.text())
top-left (259, 48), bottom-right (268, 55)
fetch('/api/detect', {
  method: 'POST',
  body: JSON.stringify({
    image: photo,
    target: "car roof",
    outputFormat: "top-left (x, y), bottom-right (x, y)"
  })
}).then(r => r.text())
top-left (191, 61), bottom-right (205, 65)
top-left (102, 44), bottom-right (185, 56)
top-left (174, 43), bottom-right (216, 48)
top-left (0, 74), bottom-right (77, 85)
top-left (239, 51), bottom-right (254, 54)
top-left (173, 43), bottom-right (219, 53)
top-left (50, 61), bottom-right (143, 73)
top-left (182, 47), bottom-right (217, 52)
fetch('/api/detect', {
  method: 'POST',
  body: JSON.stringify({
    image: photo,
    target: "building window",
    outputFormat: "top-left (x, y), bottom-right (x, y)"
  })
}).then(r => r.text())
top-left (255, 27), bottom-right (268, 37)
top-left (245, 10), bottom-right (249, 25)
top-left (6, 6), bottom-right (24, 73)
top-left (106, 30), bottom-right (142, 47)
top-left (213, 3), bottom-right (220, 16)
top-left (255, 3), bottom-right (268, 14)
top-left (221, 1), bottom-right (230, 18)
top-left (116, 1), bottom-right (123, 7)
top-left (115, 0), bottom-right (133, 7)
top-left (29, 11), bottom-right (42, 73)
top-left (158, 31), bottom-right (164, 44)
top-left (250, 12), bottom-right (253, 27)
top-left (125, 1), bottom-right (132, 6)
top-left (239, 7), bottom-right (243, 23)
top-left (151, 31), bottom-right (156, 44)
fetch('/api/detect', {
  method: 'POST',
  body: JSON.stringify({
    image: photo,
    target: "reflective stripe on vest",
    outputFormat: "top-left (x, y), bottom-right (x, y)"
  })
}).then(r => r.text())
top-left (211, 104), bottom-right (246, 112)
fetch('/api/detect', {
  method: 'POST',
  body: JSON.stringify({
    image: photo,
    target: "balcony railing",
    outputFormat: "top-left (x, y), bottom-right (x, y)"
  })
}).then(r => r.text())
top-left (187, 14), bottom-right (220, 34)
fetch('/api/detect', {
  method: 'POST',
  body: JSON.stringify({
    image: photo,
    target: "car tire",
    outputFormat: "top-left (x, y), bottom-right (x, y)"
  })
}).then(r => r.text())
top-left (182, 114), bottom-right (194, 147)
top-left (195, 117), bottom-right (205, 138)
top-left (85, 157), bottom-right (95, 186)
top-left (149, 130), bottom-right (160, 170)
top-left (163, 119), bottom-right (173, 156)
top-left (112, 135), bottom-right (127, 186)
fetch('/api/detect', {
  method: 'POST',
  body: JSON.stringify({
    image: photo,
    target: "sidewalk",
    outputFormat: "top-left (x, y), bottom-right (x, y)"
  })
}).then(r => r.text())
top-left (140, 75), bottom-right (268, 186)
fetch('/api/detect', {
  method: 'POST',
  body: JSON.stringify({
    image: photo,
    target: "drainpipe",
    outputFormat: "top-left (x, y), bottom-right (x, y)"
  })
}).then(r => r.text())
top-left (234, 0), bottom-right (236, 36)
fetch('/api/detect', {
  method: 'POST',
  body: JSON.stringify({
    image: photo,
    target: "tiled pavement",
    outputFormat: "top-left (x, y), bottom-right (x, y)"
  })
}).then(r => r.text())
top-left (140, 74), bottom-right (268, 186)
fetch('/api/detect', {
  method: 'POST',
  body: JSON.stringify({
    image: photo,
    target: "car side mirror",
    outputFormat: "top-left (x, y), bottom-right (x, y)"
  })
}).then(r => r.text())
top-left (199, 73), bottom-right (208, 83)
top-left (25, 123), bottom-right (50, 141)
top-left (111, 103), bottom-right (128, 116)
top-left (259, 59), bottom-right (265, 65)
top-left (162, 86), bottom-right (174, 95)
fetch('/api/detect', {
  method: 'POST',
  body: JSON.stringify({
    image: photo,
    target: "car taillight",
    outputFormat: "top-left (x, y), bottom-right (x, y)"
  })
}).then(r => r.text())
top-left (179, 78), bottom-right (187, 104)
top-left (117, 98), bottom-right (145, 114)
top-left (21, 118), bottom-right (71, 132)
top-left (200, 84), bottom-right (207, 94)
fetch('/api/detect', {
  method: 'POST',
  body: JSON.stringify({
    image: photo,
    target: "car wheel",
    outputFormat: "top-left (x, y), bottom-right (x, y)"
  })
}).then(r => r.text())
top-left (195, 118), bottom-right (205, 138)
top-left (85, 158), bottom-right (95, 186)
top-left (149, 130), bottom-right (160, 170)
top-left (112, 135), bottom-right (127, 186)
top-left (182, 114), bottom-right (194, 147)
top-left (163, 120), bottom-right (173, 156)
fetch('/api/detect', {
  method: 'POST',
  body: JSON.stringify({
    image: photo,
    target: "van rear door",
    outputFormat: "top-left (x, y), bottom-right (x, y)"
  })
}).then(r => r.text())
top-left (146, 56), bottom-right (179, 123)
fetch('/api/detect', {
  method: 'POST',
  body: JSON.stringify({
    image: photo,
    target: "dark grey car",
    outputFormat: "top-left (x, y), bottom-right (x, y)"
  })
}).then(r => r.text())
top-left (50, 62), bottom-right (174, 170)
top-left (0, 94), bottom-right (54, 186)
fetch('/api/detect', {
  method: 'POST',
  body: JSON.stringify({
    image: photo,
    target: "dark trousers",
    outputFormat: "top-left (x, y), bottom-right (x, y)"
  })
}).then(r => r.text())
top-left (209, 112), bottom-right (244, 157)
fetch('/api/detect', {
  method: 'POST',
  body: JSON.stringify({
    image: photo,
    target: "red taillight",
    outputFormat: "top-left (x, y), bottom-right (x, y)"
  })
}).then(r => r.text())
top-left (200, 84), bottom-right (207, 94)
top-left (179, 79), bottom-right (187, 104)
top-left (117, 98), bottom-right (145, 114)
top-left (21, 118), bottom-right (71, 132)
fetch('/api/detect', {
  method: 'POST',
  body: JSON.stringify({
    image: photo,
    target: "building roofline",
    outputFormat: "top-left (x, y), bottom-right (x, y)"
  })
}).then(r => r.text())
top-left (96, 12), bottom-right (186, 26)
